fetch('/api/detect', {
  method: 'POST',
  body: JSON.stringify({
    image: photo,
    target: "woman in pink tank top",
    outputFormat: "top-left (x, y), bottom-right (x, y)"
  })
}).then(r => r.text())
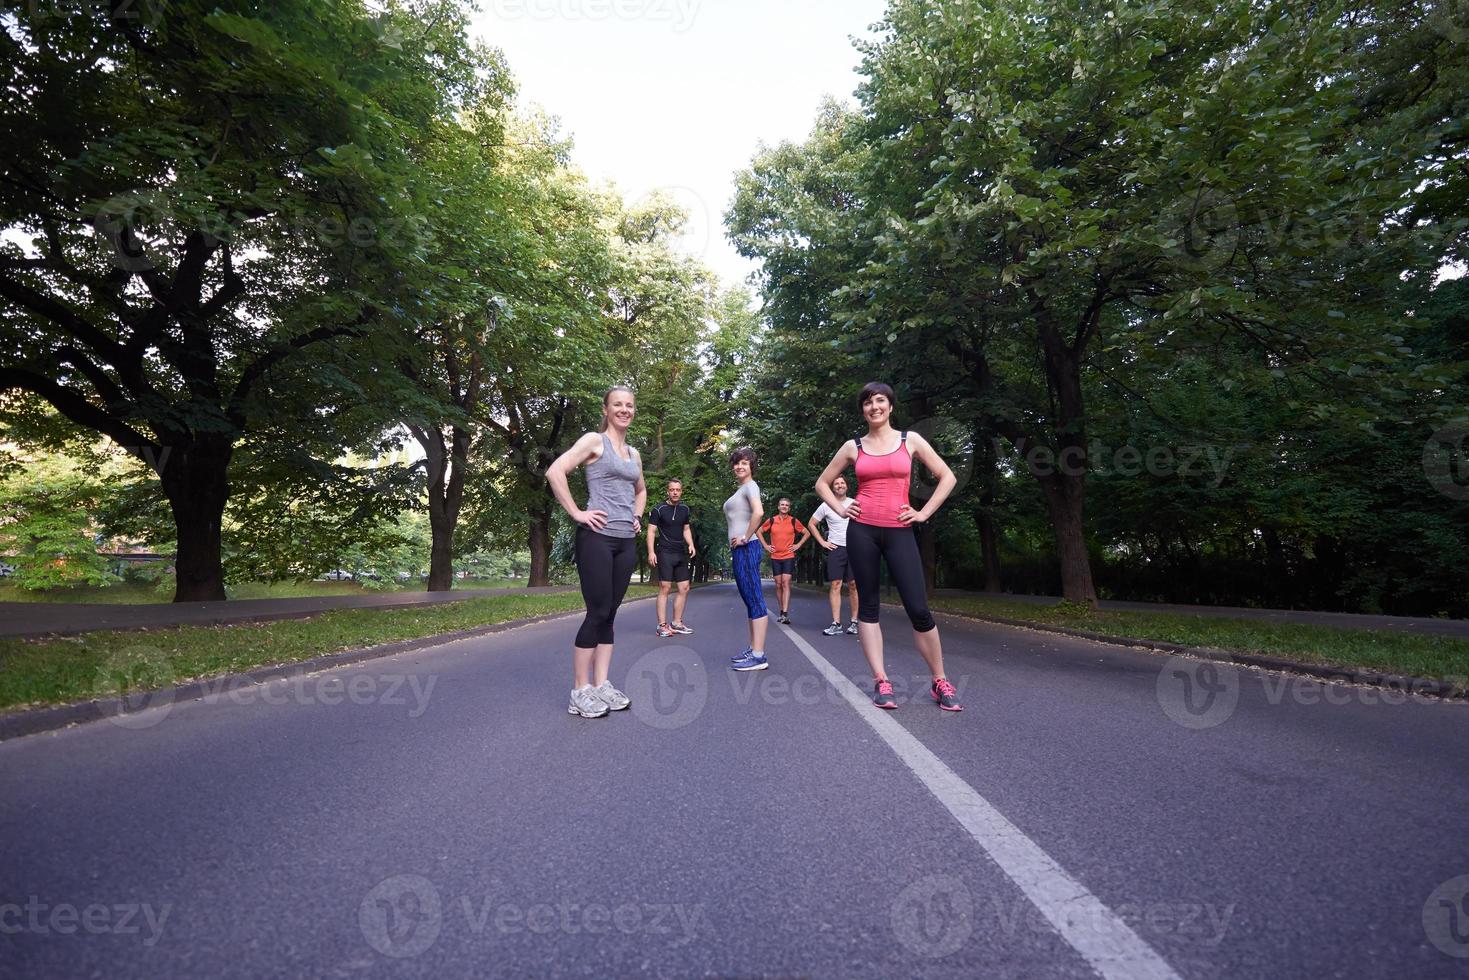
top-left (814, 382), bottom-right (964, 711)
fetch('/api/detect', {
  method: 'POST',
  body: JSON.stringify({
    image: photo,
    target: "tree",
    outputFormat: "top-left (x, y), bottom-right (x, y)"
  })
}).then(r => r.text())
top-left (0, 0), bottom-right (495, 599)
top-left (734, 0), bottom-right (1458, 606)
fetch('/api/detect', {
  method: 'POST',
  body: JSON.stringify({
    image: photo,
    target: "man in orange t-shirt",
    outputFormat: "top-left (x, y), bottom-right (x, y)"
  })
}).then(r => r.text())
top-left (758, 497), bottom-right (810, 625)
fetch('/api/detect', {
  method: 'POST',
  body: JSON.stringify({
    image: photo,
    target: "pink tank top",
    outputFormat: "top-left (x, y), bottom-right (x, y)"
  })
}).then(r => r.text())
top-left (854, 435), bottom-right (911, 528)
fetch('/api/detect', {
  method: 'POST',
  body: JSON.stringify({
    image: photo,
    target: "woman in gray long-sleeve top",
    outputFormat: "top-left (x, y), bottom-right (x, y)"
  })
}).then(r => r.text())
top-left (546, 386), bottom-right (648, 718)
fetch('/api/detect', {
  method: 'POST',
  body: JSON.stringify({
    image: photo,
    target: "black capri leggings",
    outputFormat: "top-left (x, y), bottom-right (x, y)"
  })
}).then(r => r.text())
top-left (846, 521), bottom-right (936, 632)
top-left (574, 527), bottom-right (637, 647)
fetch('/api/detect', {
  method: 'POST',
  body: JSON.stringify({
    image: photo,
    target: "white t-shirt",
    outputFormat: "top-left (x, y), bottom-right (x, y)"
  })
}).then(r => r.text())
top-left (811, 500), bottom-right (851, 547)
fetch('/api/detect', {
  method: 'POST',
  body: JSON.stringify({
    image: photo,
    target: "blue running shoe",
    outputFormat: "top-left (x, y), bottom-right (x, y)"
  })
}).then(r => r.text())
top-left (731, 652), bottom-right (769, 671)
top-left (730, 647), bottom-right (752, 663)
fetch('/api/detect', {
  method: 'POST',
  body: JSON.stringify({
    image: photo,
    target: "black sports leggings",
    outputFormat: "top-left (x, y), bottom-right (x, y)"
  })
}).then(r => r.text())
top-left (574, 527), bottom-right (637, 647)
top-left (846, 521), bottom-right (936, 632)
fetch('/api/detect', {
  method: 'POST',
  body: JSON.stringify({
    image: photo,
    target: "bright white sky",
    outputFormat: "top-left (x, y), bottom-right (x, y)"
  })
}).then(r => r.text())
top-left (467, 0), bottom-right (890, 291)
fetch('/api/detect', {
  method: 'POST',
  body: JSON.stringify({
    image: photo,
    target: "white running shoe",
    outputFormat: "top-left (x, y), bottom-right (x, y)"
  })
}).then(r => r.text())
top-left (592, 680), bottom-right (631, 711)
top-left (568, 685), bottom-right (610, 718)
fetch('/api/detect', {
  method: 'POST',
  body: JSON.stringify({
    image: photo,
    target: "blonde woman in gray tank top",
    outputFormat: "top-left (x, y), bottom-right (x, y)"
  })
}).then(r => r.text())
top-left (546, 386), bottom-right (647, 718)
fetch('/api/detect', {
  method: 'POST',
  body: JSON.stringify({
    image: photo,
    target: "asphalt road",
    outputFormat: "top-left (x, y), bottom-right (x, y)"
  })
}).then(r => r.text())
top-left (2, 583), bottom-right (1466, 978)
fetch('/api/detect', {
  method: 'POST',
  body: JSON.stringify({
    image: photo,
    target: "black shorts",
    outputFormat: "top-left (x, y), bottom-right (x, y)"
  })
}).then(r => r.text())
top-left (770, 557), bottom-right (795, 577)
top-left (655, 548), bottom-right (691, 583)
top-left (825, 545), bottom-right (854, 583)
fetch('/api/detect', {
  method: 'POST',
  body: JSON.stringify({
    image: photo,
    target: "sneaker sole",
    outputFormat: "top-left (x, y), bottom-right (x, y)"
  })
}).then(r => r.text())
top-left (732, 662), bottom-right (769, 671)
top-left (568, 705), bottom-right (609, 718)
top-left (873, 700), bottom-right (898, 710)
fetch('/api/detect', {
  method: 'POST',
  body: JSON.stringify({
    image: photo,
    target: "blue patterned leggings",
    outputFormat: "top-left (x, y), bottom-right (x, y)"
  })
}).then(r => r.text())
top-left (731, 539), bottom-right (768, 620)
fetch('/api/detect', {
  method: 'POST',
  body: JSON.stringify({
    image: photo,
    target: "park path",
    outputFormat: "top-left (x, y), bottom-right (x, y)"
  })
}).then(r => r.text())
top-left (0, 585), bottom-right (576, 638)
top-left (1, 583), bottom-right (1466, 978)
top-left (950, 591), bottom-right (1469, 638)
top-left (5, 584), bottom-right (1466, 640)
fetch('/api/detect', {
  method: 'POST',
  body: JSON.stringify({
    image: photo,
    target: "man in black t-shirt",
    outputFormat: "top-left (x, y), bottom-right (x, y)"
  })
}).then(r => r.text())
top-left (647, 479), bottom-right (696, 637)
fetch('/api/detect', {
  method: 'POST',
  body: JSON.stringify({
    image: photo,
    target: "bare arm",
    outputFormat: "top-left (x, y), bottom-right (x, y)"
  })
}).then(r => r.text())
top-left (683, 522), bottom-right (696, 557)
top-left (792, 521), bottom-right (811, 552)
top-left (545, 432), bottom-right (608, 530)
top-left (631, 451), bottom-right (647, 533)
top-left (809, 513), bottom-right (831, 550)
top-left (815, 441), bottom-right (860, 519)
top-left (744, 499), bottom-right (765, 544)
top-left (646, 508), bottom-right (658, 564)
top-left (900, 431), bottom-right (957, 524)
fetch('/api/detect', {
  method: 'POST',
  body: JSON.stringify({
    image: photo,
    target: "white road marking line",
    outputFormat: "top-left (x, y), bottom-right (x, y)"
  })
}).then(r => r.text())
top-left (777, 622), bottom-right (1182, 980)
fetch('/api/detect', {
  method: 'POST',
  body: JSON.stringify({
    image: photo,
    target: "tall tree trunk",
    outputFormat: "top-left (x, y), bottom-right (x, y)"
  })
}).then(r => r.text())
top-left (528, 501), bottom-right (554, 587)
top-left (427, 520), bottom-right (455, 592)
top-left (918, 522), bottom-right (937, 597)
top-left (1038, 471), bottom-right (1097, 606)
top-left (977, 430), bottom-right (1002, 592)
top-left (412, 423), bottom-right (469, 593)
top-left (978, 510), bottom-right (1002, 592)
top-left (1035, 316), bottom-right (1098, 608)
top-left (160, 440), bottom-right (233, 603)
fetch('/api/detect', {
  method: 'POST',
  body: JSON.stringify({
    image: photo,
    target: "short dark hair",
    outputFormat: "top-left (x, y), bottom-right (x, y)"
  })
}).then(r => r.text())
top-left (730, 446), bottom-right (757, 472)
top-left (859, 381), bottom-right (895, 410)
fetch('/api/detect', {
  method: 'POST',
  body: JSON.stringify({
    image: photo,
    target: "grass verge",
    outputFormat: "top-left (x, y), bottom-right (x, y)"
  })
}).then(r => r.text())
top-left (926, 593), bottom-right (1469, 689)
top-left (0, 578), bottom-right (529, 604)
top-left (0, 585), bottom-right (657, 715)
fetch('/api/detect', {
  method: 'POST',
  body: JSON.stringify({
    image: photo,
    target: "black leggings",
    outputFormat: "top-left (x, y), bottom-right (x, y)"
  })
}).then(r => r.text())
top-left (574, 527), bottom-right (637, 647)
top-left (846, 521), bottom-right (936, 632)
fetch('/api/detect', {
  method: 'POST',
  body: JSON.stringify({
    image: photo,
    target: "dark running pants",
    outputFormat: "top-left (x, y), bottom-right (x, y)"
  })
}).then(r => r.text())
top-left (574, 527), bottom-right (636, 647)
top-left (846, 521), bottom-right (936, 632)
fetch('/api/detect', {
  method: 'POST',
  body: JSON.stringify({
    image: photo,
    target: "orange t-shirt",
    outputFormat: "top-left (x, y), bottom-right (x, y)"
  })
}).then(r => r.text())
top-left (759, 514), bottom-right (807, 559)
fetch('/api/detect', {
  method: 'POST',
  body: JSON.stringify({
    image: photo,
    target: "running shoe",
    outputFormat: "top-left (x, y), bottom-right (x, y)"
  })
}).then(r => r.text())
top-left (568, 685), bottom-right (610, 718)
top-left (669, 622), bottom-right (694, 635)
top-left (931, 677), bottom-right (963, 712)
top-left (731, 646), bottom-right (752, 663)
top-left (872, 678), bottom-right (897, 709)
top-left (779, 611), bottom-right (791, 625)
top-left (655, 622), bottom-right (674, 638)
top-left (846, 621), bottom-right (859, 635)
top-left (822, 622), bottom-right (843, 636)
top-left (731, 652), bottom-right (769, 671)
top-left (592, 680), bottom-right (631, 711)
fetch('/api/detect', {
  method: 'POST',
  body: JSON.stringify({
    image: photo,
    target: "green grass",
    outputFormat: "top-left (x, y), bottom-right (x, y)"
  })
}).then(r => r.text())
top-left (0, 578), bottom-right (528, 604)
top-left (926, 593), bottom-right (1469, 688)
top-left (0, 584), bottom-right (658, 714)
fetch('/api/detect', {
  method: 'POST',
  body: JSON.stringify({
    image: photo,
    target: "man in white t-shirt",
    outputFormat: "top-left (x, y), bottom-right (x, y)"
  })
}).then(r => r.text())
top-left (809, 475), bottom-right (859, 636)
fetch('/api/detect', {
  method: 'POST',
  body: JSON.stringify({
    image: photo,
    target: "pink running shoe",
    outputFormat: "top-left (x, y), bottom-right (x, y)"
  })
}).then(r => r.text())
top-left (931, 677), bottom-right (963, 712)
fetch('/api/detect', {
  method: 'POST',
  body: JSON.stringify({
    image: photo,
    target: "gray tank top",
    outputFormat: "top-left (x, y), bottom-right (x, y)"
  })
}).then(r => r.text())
top-left (584, 433), bottom-right (641, 538)
top-left (724, 479), bottom-right (760, 541)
